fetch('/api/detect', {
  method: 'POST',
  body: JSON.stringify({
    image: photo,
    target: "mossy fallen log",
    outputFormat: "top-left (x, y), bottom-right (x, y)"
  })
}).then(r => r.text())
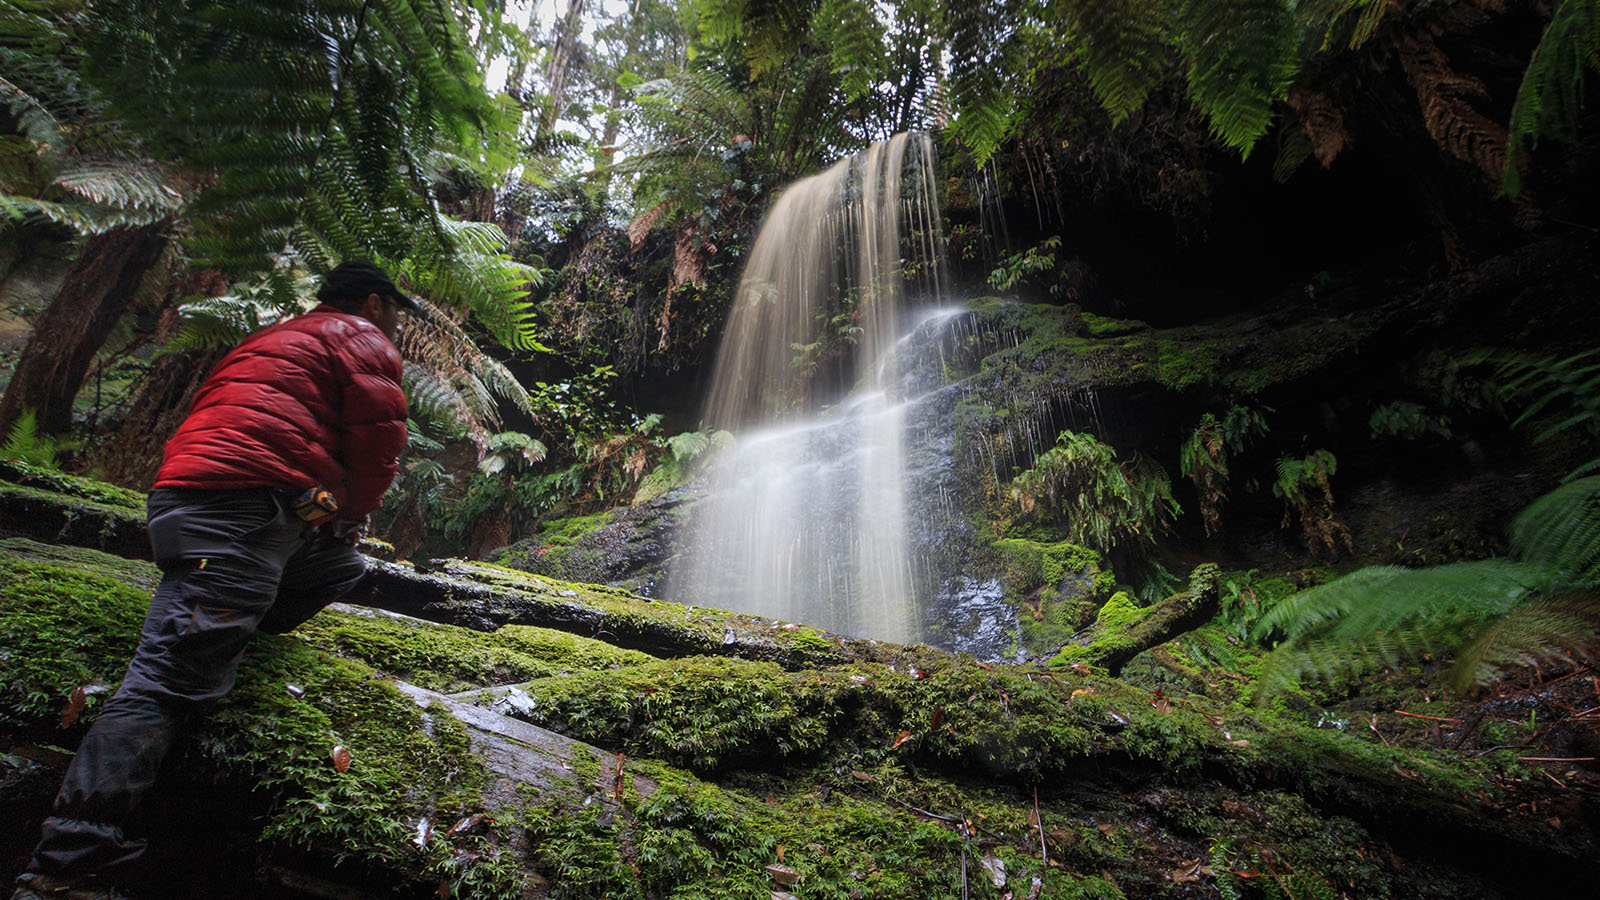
top-left (1050, 564), bottom-right (1222, 674)
top-left (0, 477), bottom-right (894, 668)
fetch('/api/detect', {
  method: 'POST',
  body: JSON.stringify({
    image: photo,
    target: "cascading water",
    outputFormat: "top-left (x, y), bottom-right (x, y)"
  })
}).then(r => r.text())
top-left (667, 133), bottom-right (945, 642)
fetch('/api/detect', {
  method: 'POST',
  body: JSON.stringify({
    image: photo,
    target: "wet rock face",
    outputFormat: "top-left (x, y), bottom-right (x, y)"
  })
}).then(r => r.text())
top-left (493, 492), bottom-right (684, 596)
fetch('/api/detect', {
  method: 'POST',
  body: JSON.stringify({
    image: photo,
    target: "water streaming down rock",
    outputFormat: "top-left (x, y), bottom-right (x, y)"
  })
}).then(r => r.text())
top-left (667, 134), bottom-right (944, 642)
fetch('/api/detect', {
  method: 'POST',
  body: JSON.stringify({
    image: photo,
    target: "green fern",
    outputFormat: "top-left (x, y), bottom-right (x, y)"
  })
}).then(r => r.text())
top-left (1172, 0), bottom-right (1300, 155)
top-left (0, 408), bottom-right (76, 469)
top-left (0, 2), bottom-right (181, 233)
top-left (1012, 430), bottom-right (1179, 555)
top-left (81, 0), bottom-right (516, 292)
top-left (1510, 475), bottom-right (1600, 589)
top-left (817, 0), bottom-right (885, 102)
top-left (1253, 560), bottom-right (1544, 695)
top-left (1503, 0), bottom-right (1600, 194)
top-left (1499, 348), bottom-right (1600, 445)
top-left (1055, 0), bottom-right (1173, 126)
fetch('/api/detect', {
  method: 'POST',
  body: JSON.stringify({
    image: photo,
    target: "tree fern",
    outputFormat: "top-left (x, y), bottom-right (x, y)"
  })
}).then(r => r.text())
top-left (944, 0), bottom-right (1021, 166)
top-left (1450, 592), bottom-right (1600, 692)
top-left (80, 0), bottom-right (518, 294)
top-left (1259, 347), bottom-right (1600, 696)
top-left (0, 1), bottom-right (181, 233)
top-left (1171, 0), bottom-right (1299, 156)
top-left (816, 0), bottom-right (885, 103)
top-left (1499, 348), bottom-right (1600, 446)
top-left (396, 296), bottom-right (535, 448)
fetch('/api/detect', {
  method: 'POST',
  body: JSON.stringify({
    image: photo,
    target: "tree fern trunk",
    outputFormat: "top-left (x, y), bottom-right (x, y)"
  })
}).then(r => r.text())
top-left (0, 221), bottom-right (170, 436)
top-left (93, 346), bottom-right (222, 489)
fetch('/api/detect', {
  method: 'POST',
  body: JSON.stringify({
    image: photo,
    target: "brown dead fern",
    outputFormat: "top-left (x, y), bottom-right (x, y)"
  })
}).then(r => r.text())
top-left (1288, 90), bottom-right (1349, 167)
top-left (1398, 33), bottom-right (1509, 182)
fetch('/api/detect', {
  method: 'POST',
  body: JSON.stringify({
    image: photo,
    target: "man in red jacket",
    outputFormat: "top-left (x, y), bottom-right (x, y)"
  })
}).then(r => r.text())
top-left (13, 262), bottom-right (414, 900)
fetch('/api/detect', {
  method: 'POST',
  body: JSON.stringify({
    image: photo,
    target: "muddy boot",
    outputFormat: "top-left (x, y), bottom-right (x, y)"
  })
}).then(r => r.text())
top-left (10, 874), bottom-right (130, 900)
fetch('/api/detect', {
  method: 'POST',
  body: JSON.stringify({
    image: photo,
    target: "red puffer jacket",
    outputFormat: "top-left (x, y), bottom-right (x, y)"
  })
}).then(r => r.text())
top-left (155, 305), bottom-right (407, 520)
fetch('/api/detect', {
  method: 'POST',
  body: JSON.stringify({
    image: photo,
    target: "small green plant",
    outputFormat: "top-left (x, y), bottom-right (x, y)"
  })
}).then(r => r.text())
top-left (1179, 405), bottom-right (1269, 536)
top-left (1368, 400), bottom-right (1451, 440)
top-left (0, 410), bottom-right (79, 470)
top-left (1012, 430), bottom-right (1179, 556)
top-left (1272, 449), bottom-right (1352, 557)
top-left (987, 235), bottom-right (1061, 293)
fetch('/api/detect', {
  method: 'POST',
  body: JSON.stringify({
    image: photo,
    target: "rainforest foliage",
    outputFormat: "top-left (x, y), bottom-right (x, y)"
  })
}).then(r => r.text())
top-left (2, 1), bottom-right (1600, 894)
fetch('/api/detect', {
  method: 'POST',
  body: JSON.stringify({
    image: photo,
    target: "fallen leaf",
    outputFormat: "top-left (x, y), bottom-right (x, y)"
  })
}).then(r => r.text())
top-left (979, 851), bottom-right (1006, 888)
top-left (890, 730), bottom-right (914, 749)
top-left (447, 814), bottom-right (489, 835)
top-left (60, 687), bottom-right (87, 729)
top-left (930, 706), bottom-right (945, 729)
top-left (1096, 823), bottom-right (1114, 834)
top-left (850, 771), bottom-right (877, 782)
top-left (451, 848), bottom-right (481, 867)
top-left (1169, 859), bottom-right (1213, 883)
top-left (777, 844), bottom-right (786, 863)
top-left (285, 683), bottom-right (306, 699)
top-left (911, 668), bottom-right (928, 679)
top-left (975, 660), bottom-right (993, 670)
top-left (414, 816), bottom-right (432, 847)
top-left (1071, 688), bottom-right (1095, 700)
top-left (1230, 739), bottom-right (1249, 747)
top-left (765, 863), bottom-right (801, 886)
top-left (1106, 708), bottom-right (1130, 725)
top-left (332, 745), bottom-right (352, 773)
top-left (437, 878), bottom-right (450, 899)
top-left (1070, 663), bottom-right (1092, 675)
top-left (1025, 809), bottom-right (1040, 828)
top-left (1151, 697), bottom-right (1172, 714)
top-left (1028, 874), bottom-right (1043, 899)
top-left (1229, 868), bottom-right (1260, 879)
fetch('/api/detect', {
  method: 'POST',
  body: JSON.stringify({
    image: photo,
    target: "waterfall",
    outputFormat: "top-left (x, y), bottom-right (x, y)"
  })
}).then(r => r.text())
top-left (667, 133), bottom-right (945, 641)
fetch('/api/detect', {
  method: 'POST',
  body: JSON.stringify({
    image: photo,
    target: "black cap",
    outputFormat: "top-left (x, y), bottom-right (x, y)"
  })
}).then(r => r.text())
top-left (317, 261), bottom-right (422, 313)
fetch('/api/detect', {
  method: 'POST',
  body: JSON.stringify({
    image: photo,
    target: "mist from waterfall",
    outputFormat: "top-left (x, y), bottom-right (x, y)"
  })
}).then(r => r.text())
top-left (667, 133), bottom-right (945, 642)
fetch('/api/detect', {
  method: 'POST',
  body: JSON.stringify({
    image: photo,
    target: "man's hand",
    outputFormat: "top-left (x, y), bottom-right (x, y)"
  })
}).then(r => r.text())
top-left (329, 517), bottom-right (367, 547)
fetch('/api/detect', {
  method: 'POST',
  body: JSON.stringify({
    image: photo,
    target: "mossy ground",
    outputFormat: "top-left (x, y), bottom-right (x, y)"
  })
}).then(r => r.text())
top-left (2, 514), bottom-right (1594, 898)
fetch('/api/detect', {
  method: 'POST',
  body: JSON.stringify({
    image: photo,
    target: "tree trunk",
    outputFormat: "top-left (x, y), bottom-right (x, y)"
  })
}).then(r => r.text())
top-left (0, 222), bottom-right (169, 436)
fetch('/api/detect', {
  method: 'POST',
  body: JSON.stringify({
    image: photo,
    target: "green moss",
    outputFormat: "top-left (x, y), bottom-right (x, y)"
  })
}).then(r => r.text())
top-left (291, 607), bottom-right (656, 693)
top-left (0, 480), bottom-right (146, 526)
top-left (1048, 592), bottom-right (1148, 668)
top-left (0, 542), bottom-right (519, 899)
top-left (0, 553), bottom-right (148, 724)
top-left (0, 460), bottom-right (145, 510)
top-left (498, 656), bottom-right (835, 772)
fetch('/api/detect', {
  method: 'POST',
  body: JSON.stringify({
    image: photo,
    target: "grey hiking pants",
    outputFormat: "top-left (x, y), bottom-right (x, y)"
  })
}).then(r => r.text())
top-left (29, 487), bottom-right (367, 877)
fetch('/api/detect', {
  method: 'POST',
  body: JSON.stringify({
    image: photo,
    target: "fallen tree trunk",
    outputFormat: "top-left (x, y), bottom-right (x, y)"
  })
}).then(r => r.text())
top-left (1053, 564), bottom-right (1221, 675)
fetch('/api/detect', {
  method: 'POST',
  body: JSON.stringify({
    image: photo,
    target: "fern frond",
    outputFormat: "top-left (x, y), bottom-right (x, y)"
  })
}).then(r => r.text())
top-left (1057, 0), bottom-right (1173, 125)
top-left (667, 429), bottom-right (713, 463)
top-left (1451, 592), bottom-right (1600, 691)
top-left (1255, 560), bottom-right (1540, 644)
top-left (1499, 348), bottom-right (1600, 444)
top-left (945, 0), bottom-right (1022, 166)
top-left (1503, 0), bottom-right (1600, 194)
top-left (1398, 33), bottom-right (1510, 183)
top-left (1510, 476), bottom-right (1600, 588)
top-left (816, 0), bottom-right (884, 102)
top-left (1172, 0), bottom-right (1299, 155)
